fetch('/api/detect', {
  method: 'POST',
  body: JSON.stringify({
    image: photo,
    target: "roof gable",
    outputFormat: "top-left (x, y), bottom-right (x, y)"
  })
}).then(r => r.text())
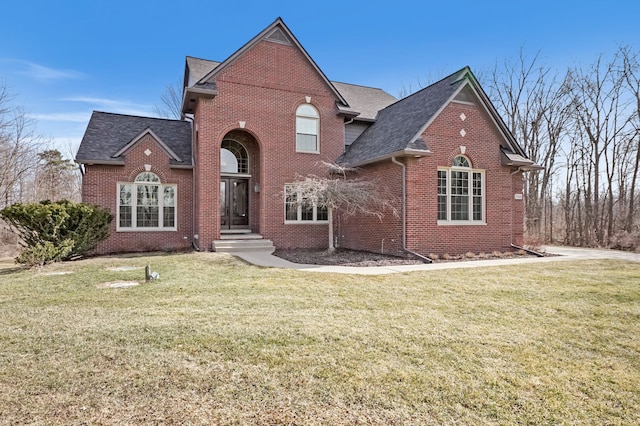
top-left (112, 128), bottom-right (182, 162)
top-left (196, 17), bottom-right (348, 107)
top-left (338, 67), bottom-right (529, 166)
top-left (76, 112), bottom-right (192, 167)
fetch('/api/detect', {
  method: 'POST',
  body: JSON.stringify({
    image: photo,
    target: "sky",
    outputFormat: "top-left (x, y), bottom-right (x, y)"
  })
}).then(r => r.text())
top-left (1, 0), bottom-right (638, 159)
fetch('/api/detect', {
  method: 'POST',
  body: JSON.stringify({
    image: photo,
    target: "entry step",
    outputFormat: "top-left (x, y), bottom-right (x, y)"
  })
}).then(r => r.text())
top-left (213, 236), bottom-right (275, 254)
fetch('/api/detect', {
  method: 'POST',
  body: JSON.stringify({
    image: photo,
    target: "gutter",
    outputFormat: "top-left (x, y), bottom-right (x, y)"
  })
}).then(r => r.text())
top-left (348, 148), bottom-right (432, 168)
top-left (391, 156), bottom-right (433, 264)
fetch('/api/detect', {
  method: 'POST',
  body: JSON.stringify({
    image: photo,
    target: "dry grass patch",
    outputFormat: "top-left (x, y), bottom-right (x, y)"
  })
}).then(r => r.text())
top-left (0, 253), bottom-right (639, 424)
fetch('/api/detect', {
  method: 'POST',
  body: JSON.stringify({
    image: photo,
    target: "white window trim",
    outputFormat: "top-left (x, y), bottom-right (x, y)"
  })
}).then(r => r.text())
top-left (284, 184), bottom-right (329, 224)
top-left (116, 180), bottom-right (178, 232)
top-left (295, 104), bottom-right (320, 154)
top-left (437, 166), bottom-right (486, 225)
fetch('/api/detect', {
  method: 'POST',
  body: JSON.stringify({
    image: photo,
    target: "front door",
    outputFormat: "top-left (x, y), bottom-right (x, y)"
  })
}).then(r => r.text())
top-left (220, 178), bottom-right (249, 230)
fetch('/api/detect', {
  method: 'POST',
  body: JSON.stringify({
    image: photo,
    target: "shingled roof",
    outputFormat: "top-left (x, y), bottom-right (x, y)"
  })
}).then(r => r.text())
top-left (76, 112), bottom-right (192, 167)
top-left (337, 66), bottom-right (528, 167)
top-left (332, 82), bottom-right (397, 121)
top-left (185, 56), bottom-right (220, 87)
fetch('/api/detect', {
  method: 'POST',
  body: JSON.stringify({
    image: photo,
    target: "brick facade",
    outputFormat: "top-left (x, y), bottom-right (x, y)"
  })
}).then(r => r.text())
top-left (79, 19), bottom-right (531, 257)
top-left (82, 134), bottom-right (193, 253)
top-left (192, 39), bottom-right (344, 250)
top-left (405, 101), bottom-right (524, 255)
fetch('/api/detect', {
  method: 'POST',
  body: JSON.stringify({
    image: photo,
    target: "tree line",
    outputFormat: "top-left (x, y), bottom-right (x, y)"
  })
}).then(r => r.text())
top-left (0, 83), bottom-right (79, 210)
top-left (486, 46), bottom-right (640, 249)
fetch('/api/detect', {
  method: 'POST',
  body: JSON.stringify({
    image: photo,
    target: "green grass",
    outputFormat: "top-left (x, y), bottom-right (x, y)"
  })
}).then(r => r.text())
top-left (1, 253), bottom-right (639, 425)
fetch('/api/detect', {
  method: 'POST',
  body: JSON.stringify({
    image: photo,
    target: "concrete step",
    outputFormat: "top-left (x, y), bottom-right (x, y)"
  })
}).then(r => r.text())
top-left (213, 238), bottom-right (275, 254)
top-left (219, 232), bottom-right (263, 240)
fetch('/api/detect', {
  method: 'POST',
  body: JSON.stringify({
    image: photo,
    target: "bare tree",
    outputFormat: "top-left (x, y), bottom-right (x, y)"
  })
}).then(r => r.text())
top-left (287, 162), bottom-right (399, 252)
top-left (0, 83), bottom-right (44, 208)
top-left (153, 78), bottom-right (183, 119)
top-left (487, 49), bottom-right (571, 240)
top-left (569, 53), bottom-right (635, 246)
top-left (620, 46), bottom-right (640, 233)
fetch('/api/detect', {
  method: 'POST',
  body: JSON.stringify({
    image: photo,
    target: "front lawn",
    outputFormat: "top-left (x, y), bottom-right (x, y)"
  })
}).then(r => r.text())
top-left (0, 253), bottom-right (638, 424)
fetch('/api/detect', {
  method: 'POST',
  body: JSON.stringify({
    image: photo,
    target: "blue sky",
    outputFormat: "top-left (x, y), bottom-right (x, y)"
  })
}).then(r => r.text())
top-left (1, 0), bottom-right (638, 158)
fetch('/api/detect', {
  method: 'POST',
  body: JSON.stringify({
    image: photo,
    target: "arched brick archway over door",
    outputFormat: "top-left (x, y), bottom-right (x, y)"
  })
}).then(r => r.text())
top-left (219, 130), bottom-right (261, 234)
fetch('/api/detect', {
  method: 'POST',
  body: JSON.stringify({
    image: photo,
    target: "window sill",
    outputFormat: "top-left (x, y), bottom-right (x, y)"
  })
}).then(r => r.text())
top-left (437, 221), bottom-right (486, 226)
top-left (284, 221), bottom-right (328, 225)
top-left (117, 227), bottom-right (177, 232)
top-left (295, 150), bottom-right (320, 154)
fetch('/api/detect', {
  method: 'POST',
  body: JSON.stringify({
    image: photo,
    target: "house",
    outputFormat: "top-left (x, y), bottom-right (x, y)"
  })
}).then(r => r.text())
top-left (76, 17), bottom-right (540, 257)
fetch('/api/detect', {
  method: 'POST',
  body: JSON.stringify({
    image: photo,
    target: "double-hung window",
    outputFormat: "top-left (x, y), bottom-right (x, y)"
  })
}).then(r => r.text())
top-left (295, 104), bottom-right (319, 153)
top-left (437, 155), bottom-right (484, 224)
top-left (118, 172), bottom-right (177, 231)
top-left (284, 184), bottom-right (328, 223)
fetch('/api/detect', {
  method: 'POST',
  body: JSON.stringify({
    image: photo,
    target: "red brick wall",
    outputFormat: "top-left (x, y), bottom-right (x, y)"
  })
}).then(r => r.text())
top-left (405, 100), bottom-right (524, 256)
top-left (336, 162), bottom-right (405, 256)
top-left (82, 134), bottom-right (193, 254)
top-left (193, 39), bottom-right (344, 250)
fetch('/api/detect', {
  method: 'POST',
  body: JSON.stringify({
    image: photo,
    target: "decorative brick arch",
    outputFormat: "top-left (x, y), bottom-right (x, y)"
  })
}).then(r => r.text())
top-left (126, 166), bottom-right (168, 182)
top-left (445, 147), bottom-right (475, 167)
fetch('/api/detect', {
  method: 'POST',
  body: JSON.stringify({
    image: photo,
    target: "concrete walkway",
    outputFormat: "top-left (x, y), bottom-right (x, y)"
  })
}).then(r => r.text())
top-left (232, 246), bottom-right (640, 275)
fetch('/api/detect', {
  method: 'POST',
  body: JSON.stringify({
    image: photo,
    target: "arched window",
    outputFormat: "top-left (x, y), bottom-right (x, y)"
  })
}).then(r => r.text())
top-left (221, 139), bottom-right (248, 174)
top-left (437, 155), bottom-right (484, 223)
top-left (117, 172), bottom-right (176, 230)
top-left (295, 104), bottom-right (319, 152)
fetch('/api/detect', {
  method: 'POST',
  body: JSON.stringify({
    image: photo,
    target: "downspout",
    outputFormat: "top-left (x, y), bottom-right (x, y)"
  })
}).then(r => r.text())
top-left (184, 115), bottom-right (200, 251)
top-left (391, 156), bottom-right (432, 263)
top-left (509, 167), bottom-right (524, 254)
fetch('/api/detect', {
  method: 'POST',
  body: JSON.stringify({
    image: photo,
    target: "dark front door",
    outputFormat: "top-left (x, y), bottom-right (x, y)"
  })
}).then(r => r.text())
top-left (220, 178), bottom-right (249, 229)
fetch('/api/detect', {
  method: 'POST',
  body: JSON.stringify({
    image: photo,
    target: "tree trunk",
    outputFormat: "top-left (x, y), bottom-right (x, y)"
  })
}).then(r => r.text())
top-left (327, 207), bottom-right (335, 252)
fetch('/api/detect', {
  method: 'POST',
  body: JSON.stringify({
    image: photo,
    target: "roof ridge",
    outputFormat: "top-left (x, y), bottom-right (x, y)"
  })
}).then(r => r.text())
top-left (186, 55), bottom-right (221, 63)
top-left (331, 81), bottom-right (387, 91)
top-left (92, 110), bottom-right (187, 123)
top-left (377, 66), bottom-right (470, 113)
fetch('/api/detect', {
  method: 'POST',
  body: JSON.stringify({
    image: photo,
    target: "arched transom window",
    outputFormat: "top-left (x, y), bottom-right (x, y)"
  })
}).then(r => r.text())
top-left (221, 139), bottom-right (249, 174)
top-left (117, 172), bottom-right (176, 230)
top-left (437, 155), bottom-right (485, 223)
top-left (295, 104), bottom-right (319, 153)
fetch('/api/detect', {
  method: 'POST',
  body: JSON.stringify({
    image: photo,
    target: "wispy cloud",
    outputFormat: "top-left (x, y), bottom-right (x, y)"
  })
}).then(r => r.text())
top-left (13, 60), bottom-right (85, 82)
top-left (62, 96), bottom-right (153, 117)
top-left (29, 112), bottom-right (91, 122)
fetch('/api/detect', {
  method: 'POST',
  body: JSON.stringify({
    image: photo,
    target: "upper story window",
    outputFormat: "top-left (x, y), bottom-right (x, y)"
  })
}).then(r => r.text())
top-left (117, 172), bottom-right (176, 231)
top-left (296, 104), bottom-right (319, 153)
top-left (221, 139), bottom-right (249, 174)
top-left (437, 155), bottom-right (485, 224)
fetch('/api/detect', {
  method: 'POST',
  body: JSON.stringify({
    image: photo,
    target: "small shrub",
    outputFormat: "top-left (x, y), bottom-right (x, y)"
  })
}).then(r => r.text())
top-left (515, 249), bottom-right (527, 256)
top-left (428, 253), bottom-right (439, 261)
top-left (478, 252), bottom-right (489, 259)
top-left (502, 251), bottom-right (515, 257)
top-left (0, 200), bottom-right (112, 267)
top-left (442, 253), bottom-right (452, 260)
top-left (16, 239), bottom-right (74, 267)
top-left (465, 252), bottom-right (476, 259)
top-left (610, 230), bottom-right (640, 252)
top-left (492, 251), bottom-right (503, 258)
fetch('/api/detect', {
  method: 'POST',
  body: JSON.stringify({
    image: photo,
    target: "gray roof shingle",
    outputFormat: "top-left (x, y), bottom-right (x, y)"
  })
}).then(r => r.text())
top-left (76, 112), bottom-right (192, 167)
top-left (338, 68), bottom-right (469, 166)
top-left (186, 56), bottom-right (220, 87)
top-left (331, 82), bottom-right (397, 121)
